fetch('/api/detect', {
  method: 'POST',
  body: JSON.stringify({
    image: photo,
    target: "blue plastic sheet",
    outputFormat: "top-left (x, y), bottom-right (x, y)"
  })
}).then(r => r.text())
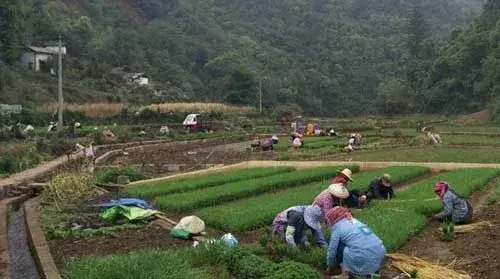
top-left (99, 198), bottom-right (150, 209)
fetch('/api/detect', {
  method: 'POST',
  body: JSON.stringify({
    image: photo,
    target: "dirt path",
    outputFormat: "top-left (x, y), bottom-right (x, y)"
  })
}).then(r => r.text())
top-left (0, 155), bottom-right (75, 191)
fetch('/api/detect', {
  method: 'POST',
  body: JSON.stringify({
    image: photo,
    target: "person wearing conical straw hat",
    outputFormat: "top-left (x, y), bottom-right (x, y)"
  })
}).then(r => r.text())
top-left (430, 181), bottom-right (473, 224)
top-left (325, 206), bottom-right (386, 279)
top-left (313, 168), bottom-right (364, 218)
top-left (271, 205), bottom-right (328, 248)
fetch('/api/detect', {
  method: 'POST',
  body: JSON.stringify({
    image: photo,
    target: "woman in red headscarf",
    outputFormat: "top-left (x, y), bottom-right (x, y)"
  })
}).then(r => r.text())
top-left (430, 181), bottom-right (473, 224)
top-left (325, 207), bottom-right (386, 278)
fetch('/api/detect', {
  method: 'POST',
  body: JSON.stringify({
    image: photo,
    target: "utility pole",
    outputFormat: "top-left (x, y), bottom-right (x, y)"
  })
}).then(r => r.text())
top-left (58, 34), bottom-right (64, 126)
top-left (258, 78), bottom-right (263, 113)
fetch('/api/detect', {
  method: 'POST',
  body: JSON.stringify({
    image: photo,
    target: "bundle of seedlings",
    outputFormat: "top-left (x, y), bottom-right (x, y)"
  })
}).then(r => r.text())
top-left (441, 221), bottom-right (455, 242)
top-left (386, 253), bottom-right (471, 279)
top-left (440, 221), bottom-right (493, 234)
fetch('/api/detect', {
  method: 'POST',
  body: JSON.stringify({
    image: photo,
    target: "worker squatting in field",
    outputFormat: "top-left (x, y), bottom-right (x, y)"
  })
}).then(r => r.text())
top-left (270, 168), bottom-right (473, 278)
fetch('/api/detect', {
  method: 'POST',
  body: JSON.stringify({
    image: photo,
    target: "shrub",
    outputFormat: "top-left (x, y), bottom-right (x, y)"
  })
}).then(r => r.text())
top-left (234, 254), bottom-right (277, 279)
top-left (264, 261), bottom-right (321, 279)
top-left (49, 138), bottom-right (73, 156)
top-left (94, 166), bottom-right (148, 184)
top-left (36, 137), bottom-right (49, 153)
top-left (0, 155), bottom-right (15, 174)
top-left (92, 130), bottom-right (105, 145)
top-left (43, 173), bottom-right (95, 209)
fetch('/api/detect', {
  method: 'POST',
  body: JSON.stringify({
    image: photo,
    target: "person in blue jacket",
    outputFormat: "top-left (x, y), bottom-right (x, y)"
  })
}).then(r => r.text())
top-left (325, 206), bottom-right (386, 278)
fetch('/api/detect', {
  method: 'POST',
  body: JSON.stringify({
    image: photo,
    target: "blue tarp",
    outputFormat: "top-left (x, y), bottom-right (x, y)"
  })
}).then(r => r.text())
top-left (99, 198), bottom-right (151, 209)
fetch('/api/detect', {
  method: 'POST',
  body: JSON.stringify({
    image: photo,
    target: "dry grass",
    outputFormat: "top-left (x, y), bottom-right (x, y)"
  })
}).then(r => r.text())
top-left (42, 102), bottom-right (256, 117)
top-left (387, 253), bottom-right (471, 279)
top-left (149, 103), bottom-right (256, 114)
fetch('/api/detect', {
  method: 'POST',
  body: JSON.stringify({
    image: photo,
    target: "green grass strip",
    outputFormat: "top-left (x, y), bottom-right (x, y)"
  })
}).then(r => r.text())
top-left (125, 167), bottom-right (295, 198)
top-left (196, 166), bottom-right (429, 232)
top-left (62, 249), bottom-right (217, 279)
top-left (155, 165), bottom-right (359, 212)
top-left (355, 168), bottom-right (500, 252)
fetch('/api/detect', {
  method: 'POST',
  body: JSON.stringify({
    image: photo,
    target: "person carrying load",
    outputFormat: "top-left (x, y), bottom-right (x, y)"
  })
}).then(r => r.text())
top-left (271, 205), bottom-right (327, 248)
top-left (325, 206), bottom-right (386, 279)
top-left (430, 181), bottom-right (473, 224)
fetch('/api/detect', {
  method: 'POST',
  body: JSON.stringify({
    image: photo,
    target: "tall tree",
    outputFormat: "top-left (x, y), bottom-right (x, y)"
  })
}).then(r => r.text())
top-left (406, 2), bottom-right (430, 112)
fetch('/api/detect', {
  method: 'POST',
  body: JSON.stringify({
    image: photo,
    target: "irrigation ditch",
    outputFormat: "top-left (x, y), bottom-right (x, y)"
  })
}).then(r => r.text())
top-left (3, 136), bottom-right (500, 278)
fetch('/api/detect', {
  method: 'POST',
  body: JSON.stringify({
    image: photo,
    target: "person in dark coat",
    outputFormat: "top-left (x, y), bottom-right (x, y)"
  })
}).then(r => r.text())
top-left (365, 174), bottom-right (394, 201)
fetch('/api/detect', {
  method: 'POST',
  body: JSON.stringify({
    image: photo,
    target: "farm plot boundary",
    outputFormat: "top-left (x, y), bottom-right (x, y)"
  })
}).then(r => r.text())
top-left (196, 166), bottom-right (430, 232)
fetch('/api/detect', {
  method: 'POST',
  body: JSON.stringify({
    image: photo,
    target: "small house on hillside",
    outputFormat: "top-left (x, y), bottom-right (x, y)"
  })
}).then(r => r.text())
top-left (21, 43), bottom-right (67, 72)
top-left (124, 73), bottom-right (150, 86)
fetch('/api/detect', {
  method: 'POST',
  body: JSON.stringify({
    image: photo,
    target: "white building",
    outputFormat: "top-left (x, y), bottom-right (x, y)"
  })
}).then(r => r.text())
top-left (125, 73), bottom-right (150, 86)
top-left (20, 44), bottom-right (67, 72)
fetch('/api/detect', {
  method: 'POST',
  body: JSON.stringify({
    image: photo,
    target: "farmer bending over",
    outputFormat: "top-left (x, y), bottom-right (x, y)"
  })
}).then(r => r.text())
top-left (313, 169), bottom-right (366, 213)
top-left (326, 207), bottom-right (386, 279)
top-left (271, 205), bottom-right (327, 248)
top-left (364, 174), bottom-right (394, 201)
top-left (261, 137), bottom-right (274, 151)
top-left (430, 181), bottom-right (473, 224)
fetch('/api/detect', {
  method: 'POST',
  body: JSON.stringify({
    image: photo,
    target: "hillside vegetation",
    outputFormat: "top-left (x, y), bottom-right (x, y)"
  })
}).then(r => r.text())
top-left (0, 0), bottom-right (489, 116)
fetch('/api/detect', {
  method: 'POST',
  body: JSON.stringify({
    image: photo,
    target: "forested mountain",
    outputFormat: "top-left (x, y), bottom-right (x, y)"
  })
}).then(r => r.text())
top-left (0, 0), bottom-right (487, 116)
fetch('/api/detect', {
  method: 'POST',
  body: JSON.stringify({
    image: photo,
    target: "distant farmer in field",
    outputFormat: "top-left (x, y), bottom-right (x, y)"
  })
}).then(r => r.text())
top-left (345, 135), bottom-right (355, 152)
top-left (261, 137), bottom-right (274, 151)
top-left (430, 181), bottom-right (473, 224)
top-left (292, 133), bottom-right (303, 149)
top-left (364, 174), bottom-right (394, 201)
top-left (325, 207), bottom-right (386, 279)
top-left (271, 205), bottom-right (327, 248)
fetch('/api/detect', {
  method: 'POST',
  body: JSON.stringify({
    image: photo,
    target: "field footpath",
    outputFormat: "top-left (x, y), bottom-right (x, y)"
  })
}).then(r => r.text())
top-left (129, 160), bottom-right (500, 186)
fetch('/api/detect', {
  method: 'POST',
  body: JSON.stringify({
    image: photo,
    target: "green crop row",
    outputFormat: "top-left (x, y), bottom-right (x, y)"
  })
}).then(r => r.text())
top-left (62, 244), bottom-right (321, 279)
top-left (154, 165), bottom-right (359, 212)
top-left (125, 167), bottom-right (295, 198)
top-left (356, 168), bottom-right (500, 252)
top-left (196, 166), bottom-right (429, 232)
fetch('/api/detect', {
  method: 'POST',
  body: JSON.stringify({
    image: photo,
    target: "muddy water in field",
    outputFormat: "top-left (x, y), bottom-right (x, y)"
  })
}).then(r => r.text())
top-left (8, 207), bottom-right (39, 279)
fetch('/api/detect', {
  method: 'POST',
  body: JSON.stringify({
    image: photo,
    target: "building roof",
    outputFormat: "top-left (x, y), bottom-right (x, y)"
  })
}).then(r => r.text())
top-left (25, 45), bottom-right (67, 55)
top-left (124, 73), bottom-right (147, 79)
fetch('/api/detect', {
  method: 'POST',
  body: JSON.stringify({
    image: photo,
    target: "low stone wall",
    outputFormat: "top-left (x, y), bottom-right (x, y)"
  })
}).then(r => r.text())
top-left (0, 194), bottom-right (32, 279)
top-left (24, 197), bottom-right (61, 279)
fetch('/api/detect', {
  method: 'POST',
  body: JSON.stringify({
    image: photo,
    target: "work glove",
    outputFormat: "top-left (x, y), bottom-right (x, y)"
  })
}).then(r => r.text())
top-left (285, 226), bottom-right (296, 247)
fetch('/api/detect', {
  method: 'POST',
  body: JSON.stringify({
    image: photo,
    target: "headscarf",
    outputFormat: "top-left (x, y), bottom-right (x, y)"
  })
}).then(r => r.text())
top-left (434, 181), bottom-right (448, 199)
top-left (326, 206), bottom-right (353, 226)
top-left (332, 175), bottom-right (348, 184)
